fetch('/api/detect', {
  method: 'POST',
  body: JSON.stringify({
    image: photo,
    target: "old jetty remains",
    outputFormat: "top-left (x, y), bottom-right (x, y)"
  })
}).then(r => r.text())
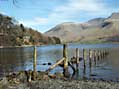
top-left (5, 44), bottom-right (109, 83)
top-left (33, 44), bottom-right (109, 80)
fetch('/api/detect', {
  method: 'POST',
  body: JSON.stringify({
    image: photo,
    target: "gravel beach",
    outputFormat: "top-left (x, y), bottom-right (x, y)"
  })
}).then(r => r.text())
top-left (0, 71), bottom-right (119, 89)
top-left (0, 78), bottom-right (119, 89)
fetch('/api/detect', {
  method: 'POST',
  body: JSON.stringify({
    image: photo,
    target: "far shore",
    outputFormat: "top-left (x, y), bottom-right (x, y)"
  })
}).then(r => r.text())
top-left (0, 41), bottom-right (119, 49)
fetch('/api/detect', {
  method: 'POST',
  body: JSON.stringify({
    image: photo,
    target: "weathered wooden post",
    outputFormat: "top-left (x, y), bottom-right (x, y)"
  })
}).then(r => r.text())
top-left (89, 49), bottom-right (92, 78)
top-left (100, 50), bottom-right (102, 60)
top-left (27, 70), bottom-right (32, 82)
top-left (99, 50), bottom-right (101, 60)
top-left (83, 49), bottom-right (86, 75)
top-left (89, 49), bottom-right (92, 74)
top-left (94, 50), bottom-right (97, 65)
top-left (104, 50), bottom-right (106, 57)
top-left (33, 46), bottom-right (37, 80)
top-left (76, 48), bottom-right (79, 71)
top-left (46, 58), bottom-right (64, 72)
top-left (100, 50), bottom-right (103, 59)
top-left (97, 50), bottom-right (100, 60)
top-left (63, 44), bottom-right (70, 78)
top-left (102, 50), bottom-right (104, 59)
top-left (105, 49), bottom-right (109, 56)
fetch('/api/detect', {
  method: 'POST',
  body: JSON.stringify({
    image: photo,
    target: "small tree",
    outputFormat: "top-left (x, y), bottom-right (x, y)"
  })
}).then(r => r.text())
top-left (20, 24), bottom-right (25, 32)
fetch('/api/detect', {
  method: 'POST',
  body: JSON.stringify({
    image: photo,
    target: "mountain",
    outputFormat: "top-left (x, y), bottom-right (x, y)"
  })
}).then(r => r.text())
top-left (45, 13), bottom-right (119, 43)
top-left (0, 14), bottom-right (61, 46)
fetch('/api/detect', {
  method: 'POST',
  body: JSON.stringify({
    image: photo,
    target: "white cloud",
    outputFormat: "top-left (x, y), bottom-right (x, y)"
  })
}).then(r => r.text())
top-left (0, 11), bottom-right (7, 15)
top-left (45, 0), bottom-right (110, 26)
top-left (19, 0), bottom-right (119, 32)
top-left (55, 0), bottom-right (103, 12)
top-left (19, 17), bottom-right (48, 26)
top-left (34, 17), bottom-right (48, 24)
top-left (49, 0), bottom-right (106, 18)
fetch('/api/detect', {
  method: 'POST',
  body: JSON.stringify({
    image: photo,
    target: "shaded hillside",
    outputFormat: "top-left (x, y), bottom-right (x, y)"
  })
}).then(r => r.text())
top-left (45, 12), bottom-right (119, 43)
top-left (0, 14), bottom-right (61, 46)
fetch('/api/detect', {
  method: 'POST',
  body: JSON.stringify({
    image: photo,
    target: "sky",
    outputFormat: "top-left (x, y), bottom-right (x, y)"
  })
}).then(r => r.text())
top-left (0, 0), bottom-right (119, 33)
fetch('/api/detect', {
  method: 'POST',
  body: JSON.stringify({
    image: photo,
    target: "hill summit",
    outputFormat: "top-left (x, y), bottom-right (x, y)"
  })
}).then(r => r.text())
top-left (45, 12), bottom-right (119, 43)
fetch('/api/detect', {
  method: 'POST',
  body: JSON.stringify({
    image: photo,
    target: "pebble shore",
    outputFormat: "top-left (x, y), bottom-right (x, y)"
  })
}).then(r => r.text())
top-left (0, 78), bottom-right (119, 89)
top-left (0, 71), bottom-right (119, 89)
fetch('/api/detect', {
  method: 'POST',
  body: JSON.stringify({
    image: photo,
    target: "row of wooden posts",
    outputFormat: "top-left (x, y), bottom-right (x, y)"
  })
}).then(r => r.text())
top-left (32, 44), bottom-right (109, 80)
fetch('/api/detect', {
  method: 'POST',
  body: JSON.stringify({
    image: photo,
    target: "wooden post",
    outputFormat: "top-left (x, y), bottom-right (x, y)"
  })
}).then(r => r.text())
top-left (63, 44), bottom-right (69, 78)
top-left (102, 50), bottom-right (104, 59)
top-left (105, 49), bottom-right (109, 56)
top-left (100, 50), bottom-right (102, 60)
top-left (99, 50), bottom-right (101, 60)
top-left (33, 46), bottom-right (37, 80)
top-left (100, 50), bottom-right (103, 59)
top-left (83, 49), bottom-right (86, 75)
top-left (89, 49), bottom-right (93, 78)
top-left (103, 50), bottom-right (106, 58)
top-left (94, 50), bottom-right (97, 65)
top-left (76, 48), bottom-right (79, 71)
top-left (27, 70), bottom-right (32, 82)
top-left (97, 50), bottom-right (100, 60)
top-left (63, 44), bottom-right (68, 69)
top-left (89, 49), bottom-right (92, 73)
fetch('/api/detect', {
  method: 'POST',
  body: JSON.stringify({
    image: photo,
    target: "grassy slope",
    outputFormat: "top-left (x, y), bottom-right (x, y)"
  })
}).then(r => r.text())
top-left (45, 13), bottom-right (119, 43)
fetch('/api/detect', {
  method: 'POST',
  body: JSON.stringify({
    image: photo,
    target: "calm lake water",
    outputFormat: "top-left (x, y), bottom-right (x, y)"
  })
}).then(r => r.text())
top-left (0, 43), bottom-right (119, 81)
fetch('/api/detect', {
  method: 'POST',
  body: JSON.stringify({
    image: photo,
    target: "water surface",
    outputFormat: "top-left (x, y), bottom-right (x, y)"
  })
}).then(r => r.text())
top-left (0, 43), bottom-right (119, 81)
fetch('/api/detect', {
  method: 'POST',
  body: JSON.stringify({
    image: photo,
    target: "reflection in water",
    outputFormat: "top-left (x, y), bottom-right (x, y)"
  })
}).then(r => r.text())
top-left (71, 68), bottom-right (79, 80)
top-left (0, 43), bottom-right (119, 81)
top-left (0, 47), bottom-right (33, 76)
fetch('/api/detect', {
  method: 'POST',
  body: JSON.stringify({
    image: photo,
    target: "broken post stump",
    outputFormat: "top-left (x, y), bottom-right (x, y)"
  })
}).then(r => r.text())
top-left (46, 58), bottom-right (65, 72)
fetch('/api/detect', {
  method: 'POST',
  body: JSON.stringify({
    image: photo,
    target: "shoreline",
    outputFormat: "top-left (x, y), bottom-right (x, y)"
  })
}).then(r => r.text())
top-left (0, 42), bottom-right (119, 49)
top-left (0, 78), bottom-right (119, 89)
top-left (0, 71), bottom-right (119, 89)
top-left (0, 44), bottom-right (62, 48)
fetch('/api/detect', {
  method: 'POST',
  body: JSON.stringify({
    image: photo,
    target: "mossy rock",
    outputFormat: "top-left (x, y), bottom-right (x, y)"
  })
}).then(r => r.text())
top-left (36, 71), bottom-right (49, 80)
top-left (55, 72), bottom-right (64, 79)
top-left (16, 71), bottom-right (27, 83)
top-left (0, 77), bottom-right (9, 89)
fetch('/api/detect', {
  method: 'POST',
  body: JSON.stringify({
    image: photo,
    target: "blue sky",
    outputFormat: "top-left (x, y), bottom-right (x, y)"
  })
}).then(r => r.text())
top-left (0, 0), bottom-right (119, 33)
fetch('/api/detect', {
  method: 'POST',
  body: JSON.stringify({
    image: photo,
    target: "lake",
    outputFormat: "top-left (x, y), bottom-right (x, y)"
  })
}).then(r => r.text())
top-left (0, 43), bottom-right (119, 81)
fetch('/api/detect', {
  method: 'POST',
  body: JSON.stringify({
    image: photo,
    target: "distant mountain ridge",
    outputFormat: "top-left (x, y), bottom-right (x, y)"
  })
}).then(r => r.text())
top-left (45, 12), bottom-right (119, 43)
